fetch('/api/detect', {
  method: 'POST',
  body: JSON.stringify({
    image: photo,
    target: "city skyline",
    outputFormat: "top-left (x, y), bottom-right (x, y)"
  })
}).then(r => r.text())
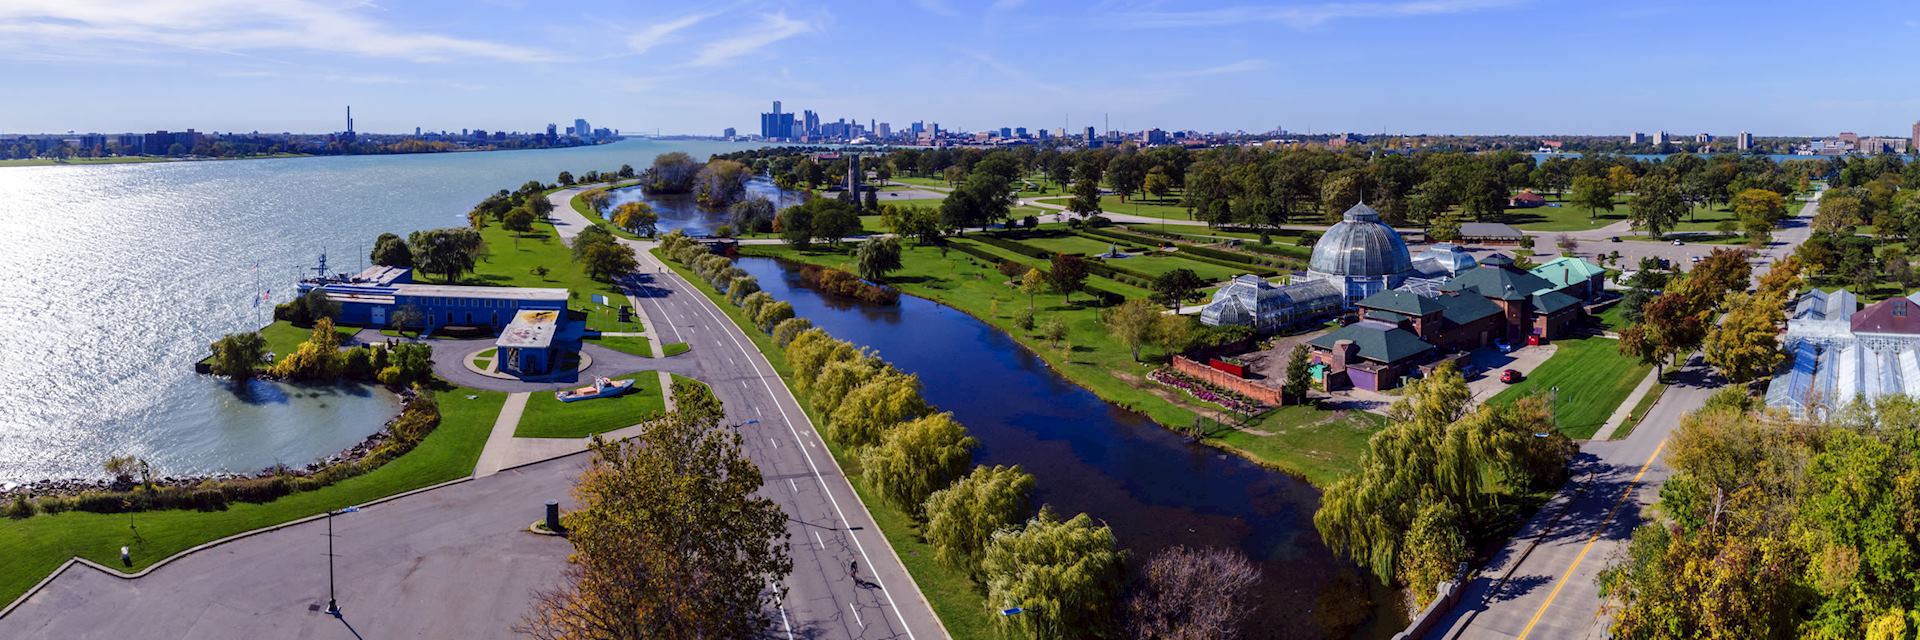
top-left (5, 1), bottom-right (1920, 137)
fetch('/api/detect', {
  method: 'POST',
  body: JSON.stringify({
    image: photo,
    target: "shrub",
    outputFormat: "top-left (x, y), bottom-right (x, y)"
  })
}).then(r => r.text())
top-left (1014, 308), bottom-right (1036, 331)
top-left (5, 493), bottom-right (35, 519)
top-left (996, 260), bottom-right (1029, 278)
top-left (741, 291), bottom-right (773, 320)
top-left (756, 301), bottom-right (795, 332)
top-left (797, 264), bottom-right (900, 305)
top-left (772, 317), bottom-right (813, 346)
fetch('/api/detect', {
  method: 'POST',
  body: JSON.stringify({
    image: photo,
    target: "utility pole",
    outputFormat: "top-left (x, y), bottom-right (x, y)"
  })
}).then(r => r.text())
top-left (325, 506), bottom-right (360, 616)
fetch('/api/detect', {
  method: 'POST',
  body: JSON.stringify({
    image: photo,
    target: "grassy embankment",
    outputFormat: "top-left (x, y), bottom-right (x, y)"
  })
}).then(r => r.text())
top-left (514, 373), bottom-right (697, 438)
top-left (1610, 378), bottom-right (1670, 441)
top-left (0, 387), bottom-right (507, 608)
top-left (739, 237), bottom-right (1387, 487)
top-left (653, 250), bottom-right (999, 640)
top-left (1486, 337), bottom-right (1653, 439)
top-left (454, 215), bottom-right (644, 334)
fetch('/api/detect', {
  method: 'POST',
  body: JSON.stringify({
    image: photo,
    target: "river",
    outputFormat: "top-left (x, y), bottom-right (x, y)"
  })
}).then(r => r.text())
top-left (734, 257), bottom-right (1400, 638)
top-left (0, 138), bottom-right (767, 483)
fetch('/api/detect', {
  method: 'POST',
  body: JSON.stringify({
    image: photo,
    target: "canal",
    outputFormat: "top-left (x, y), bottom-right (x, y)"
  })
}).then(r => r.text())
top-left (734, 257), bottom-right (1402, 639)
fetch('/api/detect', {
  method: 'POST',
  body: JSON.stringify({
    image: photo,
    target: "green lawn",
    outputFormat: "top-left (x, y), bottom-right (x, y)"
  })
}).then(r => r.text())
top-left (259, 319), bottom-right (357, 360)
top-left (1013, 233), bottom-right (1139, 255)
top-left (889, 176), bottom-right (955, 189)
top-left (1210, 405), bottom-right (1391, 486)
top-left (583, 334), bottom-right (692, 358)
top-left (445, 217), bottom-right (643, 334)
top-left (1503, 194), bottom-right (1629, 232)
top-left (0, 386), bottom-right (506, 608)
top-left (1036, 194), bottom-right (1194, 220)
top-left (653, 250), bottom-right (998, 639)
top-left (1487, 337), bottom-right (1652, 439)
top-left (515, 371), bottom-right (673, 438)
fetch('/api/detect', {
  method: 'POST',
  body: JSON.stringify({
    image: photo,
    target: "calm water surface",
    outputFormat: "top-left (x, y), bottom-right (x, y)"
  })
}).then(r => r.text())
top-left (0, 139), bottom-right (763, 482)
top-left (602, 179), bottom-right (800, 236)
top-left (735, 258), bottom-right (1398, 638)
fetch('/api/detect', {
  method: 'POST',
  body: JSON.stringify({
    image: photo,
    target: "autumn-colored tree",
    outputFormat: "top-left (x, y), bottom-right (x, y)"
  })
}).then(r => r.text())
top-left (1021, 268), bottom-right (1046, 310)
top-left (1047, 253), bottom-right (1090, 302)
top-left (1704, 293), bottom-right (1785, 384)
top-left (519, 381), bottom-right (791, 639)
top-left (610, 201), bottom-right (658, 237)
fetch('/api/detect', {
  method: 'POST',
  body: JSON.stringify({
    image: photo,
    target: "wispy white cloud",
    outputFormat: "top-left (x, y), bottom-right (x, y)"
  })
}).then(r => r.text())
top-left (0, 0), bottom-right (558, 63)
top-left (1153, 58), bottom-right (1269, 78)
top-left (1113, 0), bottom-right (1521, 29)
top-left (691, 12), bottom-right (818, 67)
top-left (627, 11), bottom-right (719, 55)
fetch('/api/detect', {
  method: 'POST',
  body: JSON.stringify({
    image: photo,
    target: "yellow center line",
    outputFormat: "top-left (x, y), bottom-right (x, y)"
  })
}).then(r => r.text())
top-left (1514, 438), bottom-right (1668, 640)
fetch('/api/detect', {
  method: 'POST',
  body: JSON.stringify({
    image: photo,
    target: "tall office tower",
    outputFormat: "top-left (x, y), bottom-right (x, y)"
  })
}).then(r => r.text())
top-left (574, 118), bottom-right (591, 139)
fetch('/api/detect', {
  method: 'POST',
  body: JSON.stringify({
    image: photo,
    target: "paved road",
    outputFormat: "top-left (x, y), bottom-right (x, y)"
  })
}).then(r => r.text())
top-left (554, 187), bottom-right (945, 639)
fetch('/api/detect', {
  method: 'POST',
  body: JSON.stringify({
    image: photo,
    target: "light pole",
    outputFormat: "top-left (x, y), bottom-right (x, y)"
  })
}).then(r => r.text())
top-left (325, 506), bottom-right (360, 616)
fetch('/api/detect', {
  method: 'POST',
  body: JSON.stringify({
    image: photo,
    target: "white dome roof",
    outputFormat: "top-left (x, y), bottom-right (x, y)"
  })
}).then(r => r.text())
top-left (1309, 203), bottom-right (1412, 277)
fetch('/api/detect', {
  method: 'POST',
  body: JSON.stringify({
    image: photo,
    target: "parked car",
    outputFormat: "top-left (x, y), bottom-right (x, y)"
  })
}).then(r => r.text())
top-left (1690, 255), bottom-right (1704, 263)
top-left (1671, 238), bottom-right (1685, 245)
top-left (1500, 369), bottom-right (1523, 384)
top-left (1462, 364), bottom-right (1488, 378)
top-left (1609, 236), bottom-right (1621, 243)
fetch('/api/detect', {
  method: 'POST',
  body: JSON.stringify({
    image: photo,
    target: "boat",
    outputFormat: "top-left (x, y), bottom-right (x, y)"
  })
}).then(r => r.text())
top-left (555, 376), bottom-right (633, 402)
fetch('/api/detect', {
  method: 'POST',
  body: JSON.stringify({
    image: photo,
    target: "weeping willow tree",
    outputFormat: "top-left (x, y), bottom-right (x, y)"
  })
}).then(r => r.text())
top-left (1313, 362), bottom-right (1575, 604)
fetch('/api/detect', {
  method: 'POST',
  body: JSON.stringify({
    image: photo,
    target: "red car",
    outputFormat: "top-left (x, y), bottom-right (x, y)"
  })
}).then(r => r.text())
top-left (1500, 369), bottom-right (1523, 384)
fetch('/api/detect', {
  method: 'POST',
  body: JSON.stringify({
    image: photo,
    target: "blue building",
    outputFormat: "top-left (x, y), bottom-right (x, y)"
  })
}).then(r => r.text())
top-left (298, 265), bottom-right (569, 333)
top-left (497, 309), bottom-right (582, 376)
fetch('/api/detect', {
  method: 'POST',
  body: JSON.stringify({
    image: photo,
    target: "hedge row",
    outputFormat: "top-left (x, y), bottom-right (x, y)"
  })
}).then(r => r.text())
top-left (969, 235), bottom-right (1156, 289)
top-left (945, 241), bottom-right (1125, 306)
top-left (1085, 227), bottom-right (1301, 273)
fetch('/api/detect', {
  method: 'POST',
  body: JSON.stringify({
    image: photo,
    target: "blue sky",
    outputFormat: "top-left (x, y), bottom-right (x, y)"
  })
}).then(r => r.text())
top-left (3, 0), bottom-right (1917, 137)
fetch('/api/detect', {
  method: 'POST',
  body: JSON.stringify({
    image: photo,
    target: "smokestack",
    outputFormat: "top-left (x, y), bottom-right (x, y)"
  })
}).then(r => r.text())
top-left (346, 105), bottom-right (353, 134)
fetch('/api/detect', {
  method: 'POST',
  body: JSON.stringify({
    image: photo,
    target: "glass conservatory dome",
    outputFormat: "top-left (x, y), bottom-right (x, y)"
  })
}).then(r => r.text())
top-left (1308, 203), bottom-right (1412, 277)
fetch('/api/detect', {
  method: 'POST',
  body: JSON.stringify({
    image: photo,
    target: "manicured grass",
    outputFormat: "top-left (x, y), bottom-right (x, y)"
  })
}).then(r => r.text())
top-left (515, 371), bottom-right (669, 438)
top-left (1108, 252), bottom-right (1252, 282)
top-left (588, 335), bottom-right (654, 357)
top-left (0, 386), bottom-right (506, 608)
top-left (1503, 194), bottom-right (1628, 232)
top-left (1035, 194), bottom-right (1194, 220)
top-left (1014, 233), bottom-right (1138, 255)
top-left (1611, 378), bottom-right (1669, 440)
top-left (1487, 337), bottom-right (1653, 439)
top-left (653, 250), bottom-right (998, 640)
top-left (662, 342), bottom-right (691, 357)
top-left (452, 217), bottom-right (643, 334)
top-left (259, 319), bottom-right (357, 360)
top-left (889, 176), bottom-right (955, 189)
top-left (1595, 302), bottom-right (1630, 331)
top-left (1210, 405), bottom-right (1391, 487)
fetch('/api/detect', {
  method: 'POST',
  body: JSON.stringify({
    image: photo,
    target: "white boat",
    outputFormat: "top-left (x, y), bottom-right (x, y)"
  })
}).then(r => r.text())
top-left (556, 376), bottom-right (633, 402)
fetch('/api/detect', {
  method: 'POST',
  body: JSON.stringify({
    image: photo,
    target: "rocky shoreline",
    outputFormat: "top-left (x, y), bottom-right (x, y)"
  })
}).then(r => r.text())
top-left (1, 389), bottom-right (417, 499)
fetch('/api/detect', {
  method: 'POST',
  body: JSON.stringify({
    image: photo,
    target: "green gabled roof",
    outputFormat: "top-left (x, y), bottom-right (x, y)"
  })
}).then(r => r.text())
top-left (1310, 321), bottom-right (1436, 364)
top-left (1368, 310), bottom-right (1410, 324)
top-left (1358, 289), bottom-right (1445, 317)
top-left (1442, 264), bottom-right (1555, 301)
top-left (1533, 290), bottom-right (1583, 315)
top-left (1436, 292), bottom-right (1502, 324)
top-left (1529, 257), bottom-right (1606, 291)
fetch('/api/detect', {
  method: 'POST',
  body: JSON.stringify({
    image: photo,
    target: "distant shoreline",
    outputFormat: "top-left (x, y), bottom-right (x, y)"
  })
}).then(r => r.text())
top-left (0, 142), bottom-right (617, 169)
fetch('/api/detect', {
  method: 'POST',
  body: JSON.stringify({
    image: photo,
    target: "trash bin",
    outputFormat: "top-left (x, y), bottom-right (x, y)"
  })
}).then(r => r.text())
top-left (545, 501), bottom-right (561, 532)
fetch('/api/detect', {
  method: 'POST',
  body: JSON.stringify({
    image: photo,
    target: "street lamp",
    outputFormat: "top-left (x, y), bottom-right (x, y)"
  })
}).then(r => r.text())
top-left (325, 506), bottom-right (360, 616)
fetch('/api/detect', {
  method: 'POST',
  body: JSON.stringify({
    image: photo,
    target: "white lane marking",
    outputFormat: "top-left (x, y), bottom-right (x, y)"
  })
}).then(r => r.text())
top-left (771, 438), bottom-right (778, 449)
top-left (657, 258), bottom-right (917, 640)
top-left (727, 355), bottom-right (737, 366)
top-left (755, 406), bottom-right (763, 416)
top-left (850, 603), bottom-right (865, 628)
top-left (812, 530), bottom-right (825, 550)
top-left (790, 478), bottom-right (799, 492)
top-left (781, 605), bottom-right (795, 640)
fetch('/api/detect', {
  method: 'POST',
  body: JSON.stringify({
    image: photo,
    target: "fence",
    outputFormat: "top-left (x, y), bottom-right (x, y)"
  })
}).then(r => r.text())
top-left (1170, 356), bottom-right (1284, 405)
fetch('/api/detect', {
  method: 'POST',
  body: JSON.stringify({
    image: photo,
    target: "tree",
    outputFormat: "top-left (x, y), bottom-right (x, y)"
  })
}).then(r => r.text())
top-left (503, 207), bottom-right (537, 240)
top-left (1428, 212), bottom-right (1462, 243)
top-left (778, 203), bottom-right (814, 249)
top-left (270, 318), bottom-right (344, 380)
top-left (1283, 344), bottom-right (1312, 404)
top-left (827, 369), bottom-right (929, 449)
top-left (611, 201), bottom-right (659, 237)
top-left (519, 381), bottom-right (791, 640)
top-left (377, 342), bottom-right (434, 387)
top-left (103, 454), bottom-right (150, 490)
top-left (207, 331), bottom-right (267, 378)
top-left (1047, 253), bottom-right (1089, 302)
top-left (1606, 165), bottom-right (1637, 194)
top-left (557, 170), bottom-right (574, 186)
top-left (1149, 269), bottom-right (1205, 311)
top-left (808, 199), bottom-right (862, 246)
top-left (1556, 233), bottom-right (1578, 257)
top-left (942, 171), bottom-right (1014, 231)
top-left (729, 197), bottom-right (776, 234)
top-left (1068, 160), bottom-right (1105, 217)
top-left (645, 151), bottom-right (701, 193)
top-left (1021, 268), bottom-right (1046, 311)
top-left (1618, 292), bottom-right (1706, 377)
top-left (1814, 191), bottom-right (1865, 234)
top-left (1629, 175), bottom-right (1685, 238)
top-left (1106, 298), bottom-right (1161, 362)
top-left (861, 412), bottom-right (978, 517)
top-left (694, 159), bottom-right (751, 208)
top-left (1107, 153), bottom-right (1149, 202)
top-left (923, 464), bottom-right (1035, 575)
top-left (1704, 292), bottom-right (1785, 384)
top-left (983, 508), bottom-right (1126, 640)
top-left (1731, 188), bottom-right (1787, 229)
top-left (370, 233), bottom-right (413, 268)
top-left (409, 227), bottom-right (485, 283)
top-left (855, 235), bottom-right (903, 282)
top-left (1569, 175), bottom-right (1615, 220)
top-left (1126, 546), bottom-right (1263, 640)
top-left (583, 190), bottom-right (613, 216)
top-left (1153, 314), bottom-right (1191, 354)
top-left (1315, 363), bottom-right (1572, 587)
top-left (1144, 166), bottom-right (1172, 201)
top-left (581, 242), bottom-right (638, 281)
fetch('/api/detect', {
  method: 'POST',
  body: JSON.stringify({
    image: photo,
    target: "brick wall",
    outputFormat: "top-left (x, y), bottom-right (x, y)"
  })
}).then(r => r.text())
top-left (1171, 356), bottom-right (1286, 405)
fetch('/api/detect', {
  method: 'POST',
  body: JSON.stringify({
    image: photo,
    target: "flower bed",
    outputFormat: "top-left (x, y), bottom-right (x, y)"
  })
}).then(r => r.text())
top-left (1149, 367), bottom-right (1268, 415)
